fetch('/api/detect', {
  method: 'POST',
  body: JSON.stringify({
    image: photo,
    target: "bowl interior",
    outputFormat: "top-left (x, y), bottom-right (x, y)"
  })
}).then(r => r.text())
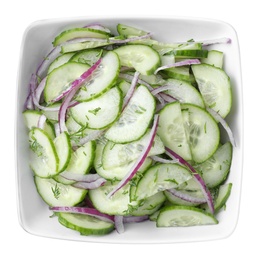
top-left (16, 16), bottom-right (243, 243)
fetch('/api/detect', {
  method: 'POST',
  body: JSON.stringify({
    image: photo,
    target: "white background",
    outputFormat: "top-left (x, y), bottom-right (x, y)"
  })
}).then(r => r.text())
top-left (2, 0), bottom-right (259, 258)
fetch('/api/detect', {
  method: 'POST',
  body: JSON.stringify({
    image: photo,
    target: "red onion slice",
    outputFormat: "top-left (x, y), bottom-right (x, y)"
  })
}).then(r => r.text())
top-left (114, 215), bottom-right (125, 234)
top-left (37, 114), bottom-right (47, 129)
top-left (150, 155), bottom-right (179, 164)
top-left (107, 114), bottom-right (160, 198)
top-left (83, 23), bottom-right (112, 33)
top-left (72, 178), bottom-right (106, 189)
top-left (122, 71), bottom-right (140, 110)
top-left (123, 215), bottom-right (149, 223)
top-left (50, 58), bottom-right (102, 103)
top-left (119, 73), bottom-right (165, 106)
top-left (58, 59), bottom-right (102, 132)
top-left (165, 147), bottom-right (214, 214)
top-left (36, 46), bottom-right (61, 78)
top-left (206, 107), bottom-right (236, 147)
top-left (154, 59), bottom-right (200, 74)
top-left (60, 172), bottom-right (103, 182)
top-left (158, 92), bottom-right (178, 103)
top-left (201, 37), bottom-right (231, 46)
top-left (166, 188), bottom-right (207, 204)
top-left (49, 206), bottom-right (114, 223)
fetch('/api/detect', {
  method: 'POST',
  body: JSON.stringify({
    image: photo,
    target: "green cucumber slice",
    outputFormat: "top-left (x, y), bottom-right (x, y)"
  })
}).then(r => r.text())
top-left (214, 183), bottom-right (232, 213)
top-left (130, 192), bottom-right (166, 216)
top-left (88, 181), bottom-right (138, 215)
top-left (156, 205), bottom-right (218, 227)
top-left (113, 44), bottom-right (160, 75)
top-left (173, 49), bottom-right (208, 59)
top-left (53, 28), bottom-right (110, 46)
top-left (23, 110), bottom-right (55, 139)
top-left (191, 64), bottom-right (232, 118)
top-left (54, 140), bottom-right (95, 185)
top-left (75, 51), bottom-right (120, 102)
top-left (70, 49), bottom-right (103, 66)
top-left (94, 140), bottom-right (152, 181)
top-left (163, 67), bottom-right (195, 83)
top-left (158, 102), bottom-right (192, 161)
top-left (181, 103), bottom-right (220, 163)
top-left (34, 176), bottom-right (87, 206)
top-left (118, 80), bottom-right (130, 96)
top-left (42, 103), bottom-right (61, 122)
top-left (29, 128), bottom-right (59, 177)
top-left (47, 53), bottom-right (75, 74)
top-left (58, 212), bottom-right (114, 236)
top-left (201, 50), bottom-right (224, 68)
top-left (70, 87), bottom-right (122, 129)
top-left (165, 79), bottom-right (205, 108)
top-left (61, 40), bottom-right (111, 53)
top-left (44, 62), bottom-right (90, 104)
top-left (105, 85), bottom-right (156, 143)
top-left (135, 163), bottom-right (192, 200)
top-left (194, 142), bottom-right (233, 188)
top-left (53, 132), bottom-right (71, 173)
top-left (103, 129), bottom-right (164, 170)
top-left (117, 24), bottom-right (148, 37)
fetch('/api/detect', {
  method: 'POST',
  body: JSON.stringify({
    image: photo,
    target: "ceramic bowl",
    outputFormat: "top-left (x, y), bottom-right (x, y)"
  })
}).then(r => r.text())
top-left (15, 16), bottom-right (243, 243)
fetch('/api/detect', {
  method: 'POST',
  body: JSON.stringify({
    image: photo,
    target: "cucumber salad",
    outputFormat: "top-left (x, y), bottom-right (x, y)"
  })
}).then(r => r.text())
top-left (23, 22), bottom-right (235, 236)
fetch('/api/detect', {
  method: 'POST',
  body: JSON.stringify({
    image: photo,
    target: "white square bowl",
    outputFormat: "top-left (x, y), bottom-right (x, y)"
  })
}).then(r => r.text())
top-left (15, 16), bottom-right (243, 243)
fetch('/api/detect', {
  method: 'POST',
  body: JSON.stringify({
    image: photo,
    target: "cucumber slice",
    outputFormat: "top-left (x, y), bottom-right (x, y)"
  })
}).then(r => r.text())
top-left (61, 41), bottom-right (111, 53)
top-left (53, 28), bottom-right (110, 46)
top-left (58, 212), bottom-right (114, 236)
top-left (117, 24), bottom-right (148, 37)
top-left (70, 49), bottom-right (103, 66)
top-left (156, 205), bottom-right (218, 227)
top-left (54, 141), bottom-right (95, 185)
top-left (44, 62), bottom-right (90, 104)
top-left (23, 110), bottom-right (55, 139)
top-left (139, 74), bottom-right (166, 86)
top-left (130, 192), bottom-right (166, 216)
top-left (194, 142), bottom-right (233, 188)
top-left (165, 79), bottom-right (205, 108)
top-left (53, 132), bottom-right (71, 173)
top-left (34, 176), bottom-right (87, 206)
top-left (103, 129), bottom-right (164, 169)
top-left (214, 183), bottom-right (232, 213)
top-left (200, 183), bottom-right (232, 213)
top-left (65, 116), bottom-right (82, 134)
top-left (75, 51), bottom-right (120, 102)
top-left (135, 163), bottom-right (192, 200)
top-left (201, 50), bottom-right (224, 68)
top-left (173, 49), bottom-right (208, 59)
top-left (118, 80), bottom-right (130, 96)
top-left (181, 103), bottom-right (220, 163)
top-left (29, 128), bottom-right (59, 177)
top-left (42, 103), bottom-right (61, 122)
top-left (105, 85), bottom-right (155, 143)
top-left (47, 53), bottom-right (75, 74)
top-left (113, 44), bottom-right (160, 75)
top-left (191, 64), bottom-right (232, 118)
top-left (70, 87), bottom-right (122, 129)
top-left (163, 67), bottom-right (195, 83)
top-left (158, 102), bottom-right (192, 161)
top-left (88, 181), bottom-right (138, 215)
top-left (94, 141), bottom-right (152, 181)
